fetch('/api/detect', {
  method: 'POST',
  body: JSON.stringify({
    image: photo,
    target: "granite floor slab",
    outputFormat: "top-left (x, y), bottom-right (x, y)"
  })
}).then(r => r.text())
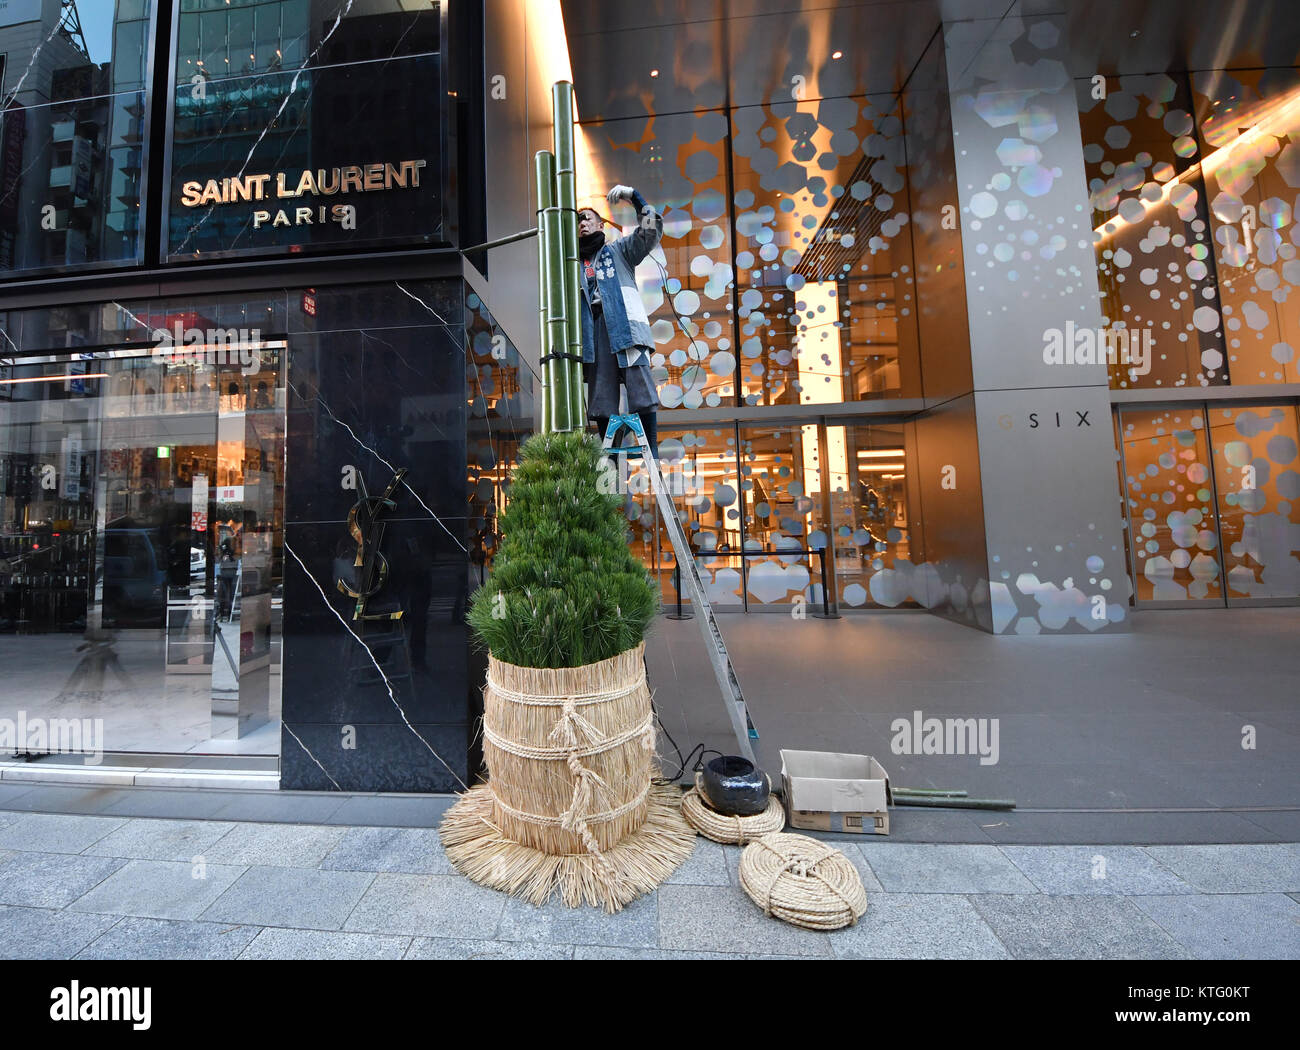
top-left (0, 851), bottom-right (126, 909)
top-left (200, 865), bottom-right (374, 930)
top-left (201, 822), bottom-right (348, 868)
top-left (830, 893), bottom-right (1012, 959)
top-left (1143, 845), bottom-right (1300, 893)
top-left (496, 891), bottom-right (658, 949)
top-left (80, 818), bottom-right (238, 862)
top-left (1131, 893), bottom-right (1300, 960)
top-left (0, 905), bottom-right (121, 960)
top-left (77, 916), bottom-right (260, 960)
top-left (68, 859), bottom-right (246, 920)
top-left (858, 843), bottom-right (1037, 894)
top-left (343, 873), bottom-right (506, 940)
top-left (657, 884), bottom-right (834, 957)
top-left (0, 813), bottom-right (128, 854)
top-left (319, 827), bottom-right (453, 874)
top-left (999, 846), bottom-right (1196, 895)
top-left (970, 895), bottom-right (1193, 960)
top-left (240, 927), bottom-right (412, 960)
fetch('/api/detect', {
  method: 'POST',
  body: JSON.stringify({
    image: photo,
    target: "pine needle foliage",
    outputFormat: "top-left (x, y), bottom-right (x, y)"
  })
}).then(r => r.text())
top-left (468, 430), bottom-right (658, 668)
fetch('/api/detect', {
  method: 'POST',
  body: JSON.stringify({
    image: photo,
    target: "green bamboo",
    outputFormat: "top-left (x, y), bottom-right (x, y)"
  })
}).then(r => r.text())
top-left (892, 796), bottom-right (1017, 811)
top-left (552, 81), bottom-right (584, 430)
top-left (533, 151), bottom-right (552, 433)
top-left (536, 150), bottom-right (568, 434)
top-left (893, 787), bottom-right (970, 798)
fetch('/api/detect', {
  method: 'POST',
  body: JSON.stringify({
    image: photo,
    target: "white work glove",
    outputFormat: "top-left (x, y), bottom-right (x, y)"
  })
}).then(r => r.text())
top-left (606, 184), bottom-right (636, 204)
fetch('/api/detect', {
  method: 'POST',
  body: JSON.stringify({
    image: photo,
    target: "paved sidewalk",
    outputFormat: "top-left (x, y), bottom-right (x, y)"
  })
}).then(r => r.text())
top-left (1, 809), bottom-right (1297, 959)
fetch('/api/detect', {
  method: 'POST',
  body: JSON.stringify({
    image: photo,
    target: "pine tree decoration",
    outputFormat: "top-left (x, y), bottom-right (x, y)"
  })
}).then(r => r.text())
top-left (468, 430), bottom-right (657, 668)
top-left (444, 428), bottom-right (695, 912)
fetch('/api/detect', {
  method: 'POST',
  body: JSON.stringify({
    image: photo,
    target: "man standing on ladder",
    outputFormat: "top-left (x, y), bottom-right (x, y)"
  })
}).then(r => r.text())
top-left (576, 185), bottom-right (662, 454)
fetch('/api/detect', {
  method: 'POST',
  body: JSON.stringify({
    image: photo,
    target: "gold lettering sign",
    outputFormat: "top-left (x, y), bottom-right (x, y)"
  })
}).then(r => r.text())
top-left (180, 159), bottom-right (428, 208)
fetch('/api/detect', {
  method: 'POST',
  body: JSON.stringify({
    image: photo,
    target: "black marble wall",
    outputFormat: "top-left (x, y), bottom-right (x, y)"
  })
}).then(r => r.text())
top-left (279, 278), bottom-right (480, 792)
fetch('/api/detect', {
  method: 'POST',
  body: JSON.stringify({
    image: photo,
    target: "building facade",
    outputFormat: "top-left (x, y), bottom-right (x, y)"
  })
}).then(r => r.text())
top-left (1, 0), bottom-right (1296, 789)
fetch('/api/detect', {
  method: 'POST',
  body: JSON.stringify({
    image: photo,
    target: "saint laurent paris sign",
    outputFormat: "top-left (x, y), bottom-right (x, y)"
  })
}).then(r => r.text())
top-left (179, 159), bottom-right (429, 230)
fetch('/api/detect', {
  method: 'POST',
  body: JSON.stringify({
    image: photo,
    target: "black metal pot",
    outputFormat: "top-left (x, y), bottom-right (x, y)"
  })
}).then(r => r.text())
top-left (696, 755), bottom-right (770, 816)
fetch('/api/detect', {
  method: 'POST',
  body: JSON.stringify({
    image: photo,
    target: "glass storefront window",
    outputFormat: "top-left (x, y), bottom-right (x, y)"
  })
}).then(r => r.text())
top-left (0, 334), bottom-right (287, 754)
top-left (0, 0), bottom-right (154, 275)
top-left (731, 95), bottom-right (920, 407)
top-left (1209, 403), bottom-right (1300, 598)
top-left (1119, 406), bottom-right (1223, 602)
top-left (827, 422), bottom-right (920, 608)
top-left (1192, 69), bottom-right (1300, 386)
top-left (1080, 74), bottom-right (1227, 389)
top-left (577, 110), bottom-right (736, 411)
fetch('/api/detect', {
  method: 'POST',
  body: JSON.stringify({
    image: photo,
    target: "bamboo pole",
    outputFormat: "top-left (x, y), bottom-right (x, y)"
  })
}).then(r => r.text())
top-left (536, 150), bottom-right (568, 433)
top-left (534, 151), bottom-right (551, 433)
top-left (552, 81), bottom-right (585, 430)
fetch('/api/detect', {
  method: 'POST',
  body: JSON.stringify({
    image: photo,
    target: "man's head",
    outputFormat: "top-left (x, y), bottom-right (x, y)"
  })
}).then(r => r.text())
top-left (577, 207), bottom-right (604, 237)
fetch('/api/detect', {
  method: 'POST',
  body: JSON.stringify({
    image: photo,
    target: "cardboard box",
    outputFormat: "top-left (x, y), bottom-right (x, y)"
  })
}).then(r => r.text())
top-left (780, 750), bottom-right (892, 835)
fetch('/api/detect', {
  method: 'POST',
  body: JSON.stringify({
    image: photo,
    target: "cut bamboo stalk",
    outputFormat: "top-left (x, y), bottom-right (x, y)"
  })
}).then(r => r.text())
top-left (892, 796), bottom-right (1016, 810)
top-left (893, 787), bottom-right (970, 797)
top-left (552, 81), bottom-right (584, 431)
top-left (536, 150), bottom-right (568, 434)
top-left (534, 151), bottom-right (551, 433)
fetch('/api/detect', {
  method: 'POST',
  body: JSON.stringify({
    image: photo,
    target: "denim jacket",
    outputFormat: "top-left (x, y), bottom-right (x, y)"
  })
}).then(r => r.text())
top-left (578, 190), bottom-right (663, 367)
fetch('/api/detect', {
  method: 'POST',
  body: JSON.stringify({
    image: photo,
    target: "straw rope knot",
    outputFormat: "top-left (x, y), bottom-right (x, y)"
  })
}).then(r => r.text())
top-left (548, 696), bottom-right (605, 750)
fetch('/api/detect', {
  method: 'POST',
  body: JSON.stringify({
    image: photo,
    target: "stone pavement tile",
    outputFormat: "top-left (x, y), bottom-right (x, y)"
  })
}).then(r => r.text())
top-left (0, 813), bottom-right (128, 854)
top-left (406, 938), bottom-right (574, 960)
top-left (0, 905), bottom-right (120, 960)
top-left (970, 895), bottom-right (1192, 960)
top-left (81, 818), bottom-right (238, 862)
top-left (1143, 845), bottom-right (1300, 893)
top-left (1001, 846), bottom-right (1196, 895)
top-left (344, 873), bottom-right (505, 939)
top-left (0, 850), bottom-right (13, 868)
top-left (0, 852), bottom-right (126, 908)
top-left (1132, 893), bottom-right (1300, 960)
top-left (497, 891), bottom-right (657, 948)
top-left (319, 826), bottom-right (453, 874)
top-left (202, 822), bottom-right (347, 867)
top-left (658, 885), bottom-right (834, 957)
top-left (77, 917), bottom-right (259, 960)
top-left (573, 946), bottom-right (806, 960)
top-left (882, 810), bottom-right (993, 843)
top-left (323, 795), bottom-right (455, 828)
top-left (857, 843), bottom-right (1036, 894)
top-left (831, 893), bottom-right (1011, 959)
top-left (0, 785), bottom-right (128, 816)
top-left (1288, 892), bottom-right (1300, 905)
top-left (0, 785), bottom-right (36, 807)
top-left (201, 865), bottom-right (374, 930)
top-left (240, 928), bottom-right (411, 960)
top-left (663, 839), bottom-right (729, 886)
top-left (207, 793), bottom-right (347, 824)
top-left (97, 789), bottom-right (243, 820)
top-left (68, 859), bottom-right (245, 920)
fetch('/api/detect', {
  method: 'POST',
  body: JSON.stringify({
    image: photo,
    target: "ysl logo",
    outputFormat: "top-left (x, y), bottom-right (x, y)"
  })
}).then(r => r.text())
top-left (336, 468), bottom-right (407, 621)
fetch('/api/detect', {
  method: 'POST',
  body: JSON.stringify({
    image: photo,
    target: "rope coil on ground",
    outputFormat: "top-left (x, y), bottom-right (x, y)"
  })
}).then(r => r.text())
top-left (680, 789), bottom-right (785, 844)
top-left (738, 832), bottom-right (868, 931)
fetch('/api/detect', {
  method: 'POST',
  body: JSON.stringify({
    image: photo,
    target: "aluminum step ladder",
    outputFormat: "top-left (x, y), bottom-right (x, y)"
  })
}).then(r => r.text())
top-left (601, 414), bottom-right (757, 763)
